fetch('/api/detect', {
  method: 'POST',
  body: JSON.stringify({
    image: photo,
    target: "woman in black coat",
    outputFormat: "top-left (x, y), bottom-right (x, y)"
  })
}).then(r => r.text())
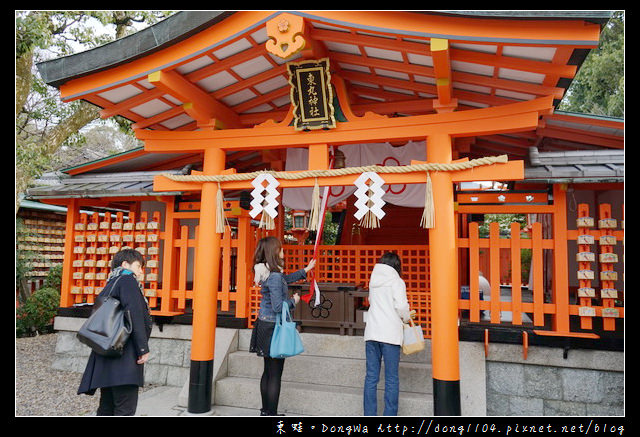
top-left (78, 249), bottom-right (153, 416)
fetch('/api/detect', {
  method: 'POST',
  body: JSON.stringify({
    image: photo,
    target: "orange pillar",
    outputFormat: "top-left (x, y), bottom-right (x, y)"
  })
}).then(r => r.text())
top-left (551, 184), bottom-right (570, 332)
top-left (160, 197), bottom-right (179, 315)
top-left (188, 147), bottom-right (225, 414)
top-left (426, 133), bottom-right (461, 415)
top-left (60, 198), bottom-right (80, 308)
top-left (235, 212), bottom-right (251, 319)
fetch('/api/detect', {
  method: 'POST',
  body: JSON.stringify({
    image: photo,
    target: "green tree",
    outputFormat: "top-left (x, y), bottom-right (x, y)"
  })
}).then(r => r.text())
top-left (15, 11), bottom-right (174, 213)
top-left (16, 287), bottom-right (60, 336)
top-left (478, 214), bottom-right (527, 238)
top-left (559, 11), bottom-right (624, 117)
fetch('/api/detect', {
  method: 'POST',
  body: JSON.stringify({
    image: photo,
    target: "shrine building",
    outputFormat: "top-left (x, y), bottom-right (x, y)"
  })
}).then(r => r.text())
top-left (30, 11), bottom-right (623, 416)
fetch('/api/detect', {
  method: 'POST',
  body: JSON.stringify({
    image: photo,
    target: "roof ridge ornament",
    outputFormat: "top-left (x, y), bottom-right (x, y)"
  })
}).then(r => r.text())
top-left (266, 12), bottom-right (306, 60)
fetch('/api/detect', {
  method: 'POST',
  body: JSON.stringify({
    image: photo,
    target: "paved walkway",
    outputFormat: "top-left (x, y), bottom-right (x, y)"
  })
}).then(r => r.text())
top-left (135, 386), bottom-right (261, 416)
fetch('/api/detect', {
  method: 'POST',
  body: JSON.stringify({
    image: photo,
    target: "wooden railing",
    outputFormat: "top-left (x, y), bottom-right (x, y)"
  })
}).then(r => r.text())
top-left (458, 203), bottom-right (624, 337)
top-left (61, 197), bottom-right (623, 341)
top-left (250, 245), bottom-right (431, 335)
top-left (458, 221), bottom-right (548, 326)
top-left (153, 222), bottom-right (249, 318)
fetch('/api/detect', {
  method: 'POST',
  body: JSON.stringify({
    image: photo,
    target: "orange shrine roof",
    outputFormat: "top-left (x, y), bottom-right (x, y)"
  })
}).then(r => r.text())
top-left (34, 11), bottom-right (621, 179)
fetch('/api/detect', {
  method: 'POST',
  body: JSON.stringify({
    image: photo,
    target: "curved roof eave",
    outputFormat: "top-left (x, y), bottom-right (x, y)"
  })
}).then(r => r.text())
top-left (36, 11), bottom-right (235, 89)
top-left (36, 10), bottom-right (613, 91)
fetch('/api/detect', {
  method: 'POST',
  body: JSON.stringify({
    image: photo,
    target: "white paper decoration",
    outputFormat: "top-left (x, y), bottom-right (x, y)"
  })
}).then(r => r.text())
top-left (353, 172), bottom-right (386, 221)
top-left (249, 174), bottom-right (280, 219)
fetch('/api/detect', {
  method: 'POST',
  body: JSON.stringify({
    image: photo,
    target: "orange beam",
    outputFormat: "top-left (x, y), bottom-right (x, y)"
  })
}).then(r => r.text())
top-left (351, 98), bottom-right (435, 116)
top-left (139, 112), bottom-right (541, 151)
top-left (456, 191), bottom-right (547, 205)
top-left (152, 159), bottom-right (523, 193)
top-left (337, 57), bottom-right (565, 100)
top-left (65, 149), bottom-right (147, 175)
top-left (303, 11), bottom-right (601, 47)
top-left (99, 88), bottom-right (165, 119)
top-left (430, 38), bottom-right (456, 112)
top-left (137, 95), bottom-right (553, 152)
top-left (533, 330), bottom-right (599, 339)
top-left (312, 27), bottom-right (577, 78)
top-left (537, 126), bottom-right (624, 149)
top-left (147, 70), bottom-right (241, 129)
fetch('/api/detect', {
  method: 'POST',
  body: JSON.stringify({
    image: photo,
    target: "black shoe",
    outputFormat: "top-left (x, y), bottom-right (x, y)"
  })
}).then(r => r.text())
top-left (260, 409), bottom-right (285, 416)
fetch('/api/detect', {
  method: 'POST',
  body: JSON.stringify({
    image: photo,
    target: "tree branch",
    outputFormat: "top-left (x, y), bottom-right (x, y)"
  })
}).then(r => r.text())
top-left (42, 101), bottom-right (100, 155)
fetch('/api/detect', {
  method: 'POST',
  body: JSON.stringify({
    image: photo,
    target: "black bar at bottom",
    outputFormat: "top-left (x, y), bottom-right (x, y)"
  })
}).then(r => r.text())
top-left (433, 378), bottom-right (461, 416)
top-left (188, 359), bottom-right (214, 414)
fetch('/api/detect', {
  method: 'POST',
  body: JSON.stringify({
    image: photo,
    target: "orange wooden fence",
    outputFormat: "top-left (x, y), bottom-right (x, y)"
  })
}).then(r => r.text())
top-left (458, 221), bottom-right (547, 326)
top-left (154, 222), bottom-right (249, 317)
top-left (458, 203), bottom-right (624, 336)
top-left (60, 198), bottom-right (623, 340)
top-left (249, 245), bottom-right (431, 335)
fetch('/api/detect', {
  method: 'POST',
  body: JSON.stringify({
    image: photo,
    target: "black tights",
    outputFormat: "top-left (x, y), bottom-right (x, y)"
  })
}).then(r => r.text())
top-left (260, 356), bottom-right (285, 415)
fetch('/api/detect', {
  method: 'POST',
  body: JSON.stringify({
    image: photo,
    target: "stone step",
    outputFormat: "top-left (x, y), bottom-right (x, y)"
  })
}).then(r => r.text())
top-left (228, 350), bottom-right (433, 393)
top-left (237, 329), bottom-right (432, 363)
top-left (215, 376), bottom-right (433, 416)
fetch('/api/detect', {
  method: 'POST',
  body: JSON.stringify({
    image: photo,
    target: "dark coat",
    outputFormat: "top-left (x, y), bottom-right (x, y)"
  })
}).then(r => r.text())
top-left (78, 273), bottom-right (152, 395)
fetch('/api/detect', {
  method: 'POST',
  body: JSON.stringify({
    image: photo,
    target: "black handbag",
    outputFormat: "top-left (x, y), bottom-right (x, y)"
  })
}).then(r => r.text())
top-left (77, 276), bottom-right (132, 357)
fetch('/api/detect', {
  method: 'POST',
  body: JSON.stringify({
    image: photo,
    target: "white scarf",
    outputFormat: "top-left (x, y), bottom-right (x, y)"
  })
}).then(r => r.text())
top-left (253, 263), bottom-right (284, 286)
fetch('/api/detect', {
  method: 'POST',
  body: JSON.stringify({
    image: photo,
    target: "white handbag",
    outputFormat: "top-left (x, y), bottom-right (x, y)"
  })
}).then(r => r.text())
top-left (402, 319), bottom-right (425, 355)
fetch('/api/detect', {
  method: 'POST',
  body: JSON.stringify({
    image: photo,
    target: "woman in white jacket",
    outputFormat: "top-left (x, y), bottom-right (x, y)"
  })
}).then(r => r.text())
top-left (363, 252), bottom-right (412, 416)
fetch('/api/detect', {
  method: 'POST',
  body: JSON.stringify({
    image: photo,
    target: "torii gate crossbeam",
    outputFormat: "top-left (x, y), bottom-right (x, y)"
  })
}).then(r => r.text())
top-left (136, 96), bottom-right (553, 415)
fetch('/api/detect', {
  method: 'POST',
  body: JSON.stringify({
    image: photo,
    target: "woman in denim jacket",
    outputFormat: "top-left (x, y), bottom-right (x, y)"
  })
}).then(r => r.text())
top-left (249, 236), bottom-right (315, 416)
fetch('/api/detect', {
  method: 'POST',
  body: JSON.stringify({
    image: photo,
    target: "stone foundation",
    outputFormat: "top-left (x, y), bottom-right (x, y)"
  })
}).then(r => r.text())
top-left (53, 317), bottom-right (192, 387)
top-left (485, 342), bottom-right (624, 416)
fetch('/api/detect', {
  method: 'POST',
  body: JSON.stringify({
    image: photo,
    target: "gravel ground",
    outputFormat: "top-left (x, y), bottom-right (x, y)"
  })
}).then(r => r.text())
top-left (15, 332), bottom-right (156, 416)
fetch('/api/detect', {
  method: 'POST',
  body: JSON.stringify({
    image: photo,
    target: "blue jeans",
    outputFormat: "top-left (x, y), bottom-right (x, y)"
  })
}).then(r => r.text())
top-left (363, 340), bottom-right (401, 416)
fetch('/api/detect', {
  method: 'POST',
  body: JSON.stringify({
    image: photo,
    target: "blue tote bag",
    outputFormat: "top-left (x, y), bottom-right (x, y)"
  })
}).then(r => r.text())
top-left (270, 301), bottom-right (304, 358)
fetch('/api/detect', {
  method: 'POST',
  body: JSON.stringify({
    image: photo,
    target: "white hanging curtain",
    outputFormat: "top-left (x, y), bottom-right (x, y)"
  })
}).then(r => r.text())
top-left (282, 141), bottom-right (428, 210)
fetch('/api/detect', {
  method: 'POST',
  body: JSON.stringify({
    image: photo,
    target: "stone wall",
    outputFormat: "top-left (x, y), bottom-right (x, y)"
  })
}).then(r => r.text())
top-left (485, 342), bottom-right (624, 416)
top-left (52, 316), bottom-right (623, 416)
top-left (53, 317), bottom-right (192, 387)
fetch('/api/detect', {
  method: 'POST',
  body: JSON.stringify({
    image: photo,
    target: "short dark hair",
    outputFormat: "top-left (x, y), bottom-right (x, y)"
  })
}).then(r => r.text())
top-left (111, 248), bottom-right (145, 270)
top-left (378, 252), bottom-right (402, 275)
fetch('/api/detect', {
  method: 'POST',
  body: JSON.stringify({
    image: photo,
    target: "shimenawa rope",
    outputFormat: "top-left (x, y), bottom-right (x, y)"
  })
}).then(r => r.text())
top-left (163, 155), bottom-right (508, 232)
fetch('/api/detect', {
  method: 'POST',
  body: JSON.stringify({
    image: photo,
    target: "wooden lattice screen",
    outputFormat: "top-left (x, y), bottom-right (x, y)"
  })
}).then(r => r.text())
top-left (67, 211), bottom-right (161, 306)
top-left (249, 245), bottom-right (431, 337)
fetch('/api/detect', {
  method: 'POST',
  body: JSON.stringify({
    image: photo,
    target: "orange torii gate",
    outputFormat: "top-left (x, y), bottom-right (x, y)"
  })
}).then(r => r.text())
top-left (35, 10), bottom-right (605, 416)
top-left (138, 95), bottom-right (553, 415)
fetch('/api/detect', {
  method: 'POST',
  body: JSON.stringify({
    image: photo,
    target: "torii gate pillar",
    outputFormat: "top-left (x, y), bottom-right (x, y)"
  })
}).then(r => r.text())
top-left (427, 133), bottom-right (461, 415)
top-left (188, 147), bottom-right (225, 414)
